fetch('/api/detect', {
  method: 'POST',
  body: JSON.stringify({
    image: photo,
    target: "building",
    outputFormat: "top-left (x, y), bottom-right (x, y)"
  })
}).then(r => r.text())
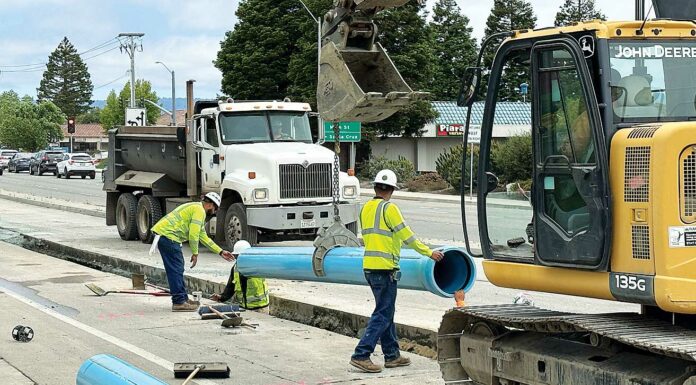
top-left (155, 110), bottom-right (186, 126)
top-left (370, 101), bottom-right (531, 172)
top-left (58, 124), bottom-right (108, 154)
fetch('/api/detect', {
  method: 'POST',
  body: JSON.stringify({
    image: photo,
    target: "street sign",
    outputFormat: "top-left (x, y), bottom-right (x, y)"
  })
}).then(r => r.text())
top-left (125, 108), bottom-right (147, 126)
top-left (323, 121), bottom-right (361, 142)
top-left (467, 126), bottom-right (481, 144)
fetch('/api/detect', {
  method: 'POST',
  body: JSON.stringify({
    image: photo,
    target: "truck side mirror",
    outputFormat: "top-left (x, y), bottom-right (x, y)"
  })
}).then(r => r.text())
top-left (192, 141), bottom-right (215, 152)
top-left (486, 172), bottom-right (499, 193)
top-left (458, 67), bottom-right (481, 107)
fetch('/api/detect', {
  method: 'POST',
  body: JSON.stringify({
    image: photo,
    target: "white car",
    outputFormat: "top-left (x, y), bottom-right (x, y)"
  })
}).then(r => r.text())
top-left (0, 149), bottom-right (18, 169)
top-left (56, 153), bottom-right (96, 179)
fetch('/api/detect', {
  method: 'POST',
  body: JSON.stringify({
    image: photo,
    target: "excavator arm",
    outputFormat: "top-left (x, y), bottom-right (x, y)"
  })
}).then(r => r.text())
top-left (317, 0), bottom-right (428, 123)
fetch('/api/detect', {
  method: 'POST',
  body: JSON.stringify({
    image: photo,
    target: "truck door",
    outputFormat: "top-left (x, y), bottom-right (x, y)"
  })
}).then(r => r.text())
top-left (199, 116), bottom-right (222, 189)
top-left (530, 38), bottom-right (611, 270)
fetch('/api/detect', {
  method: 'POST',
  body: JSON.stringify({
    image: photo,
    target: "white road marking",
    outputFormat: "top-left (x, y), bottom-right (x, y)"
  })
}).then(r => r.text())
top-left (1, 286), bottom-right (219, 385)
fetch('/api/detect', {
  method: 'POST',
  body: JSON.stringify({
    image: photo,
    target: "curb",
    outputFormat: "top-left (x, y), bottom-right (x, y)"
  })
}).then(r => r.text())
top-left (0, 226), bottom-right (439, 358)
top-left (0, 191), bottom-right (105, 218)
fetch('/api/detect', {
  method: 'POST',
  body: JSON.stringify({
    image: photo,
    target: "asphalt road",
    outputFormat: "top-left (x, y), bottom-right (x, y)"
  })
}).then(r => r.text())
top-left (0, 171), bottom-right (530, 245)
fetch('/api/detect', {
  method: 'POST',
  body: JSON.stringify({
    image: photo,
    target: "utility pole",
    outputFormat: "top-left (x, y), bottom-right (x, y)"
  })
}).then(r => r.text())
top-left (118, 33), bottom-right (145, 108)
top-left (156, 61), bottom-right (176, 126)
top-left (298, 0), bottom-right (325, 144)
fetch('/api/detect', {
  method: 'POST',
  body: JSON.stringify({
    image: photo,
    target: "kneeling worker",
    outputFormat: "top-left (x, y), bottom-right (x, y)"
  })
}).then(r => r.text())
top-left (211, 240), bottom-right (270, 311)
top-left (152, 192), bottom-right (235, 312)
top-left (350, 169), bottom-right (444, 373)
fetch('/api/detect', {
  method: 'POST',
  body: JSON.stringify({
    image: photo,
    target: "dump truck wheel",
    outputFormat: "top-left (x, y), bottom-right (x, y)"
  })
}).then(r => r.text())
top-left (136, 195), bottom-right (162, 244)
top-left (116, 193), bottom-right (138, 240)
top-left (225, 203), bottom-right (257, 248)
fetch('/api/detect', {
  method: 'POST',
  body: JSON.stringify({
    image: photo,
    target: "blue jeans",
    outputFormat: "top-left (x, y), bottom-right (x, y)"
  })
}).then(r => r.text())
top-left (157, 236), bottom-right (188, 305)
top-left (352, 271), bottom-right (400, 361)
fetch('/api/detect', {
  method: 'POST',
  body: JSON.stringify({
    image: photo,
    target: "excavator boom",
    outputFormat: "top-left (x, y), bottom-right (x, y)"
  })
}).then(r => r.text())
top-left (317, 0), bottom-right (428, 123)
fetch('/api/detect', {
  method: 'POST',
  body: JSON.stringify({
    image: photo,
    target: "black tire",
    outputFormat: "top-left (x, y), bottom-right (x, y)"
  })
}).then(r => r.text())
top-left (29, 166), bottom-right (34, 175)
top-left (81, 175), bottom-right (86, 179)
top-left (116, 193), bottom-right (138, 240)
top-left (224, 202), bottom-right (257, 248)
top-left (53, 170), bottom-right (57, 176)
top-left (136, 195), bottom-right (163, 244)
top-left (346, 221), bottom-right (358, 235)
top-left (56, 170), bottom-right (61, 178)
top-left (64, 168), bottom-right (70, 179)
top-left (38, 167), bottom-right (43, 176)
top-left (90, 172), bottom-right (95, 180)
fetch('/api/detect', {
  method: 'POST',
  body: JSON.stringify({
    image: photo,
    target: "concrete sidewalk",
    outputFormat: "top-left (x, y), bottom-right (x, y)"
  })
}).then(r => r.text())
top-left (0, 198), bottom-right (637, 355)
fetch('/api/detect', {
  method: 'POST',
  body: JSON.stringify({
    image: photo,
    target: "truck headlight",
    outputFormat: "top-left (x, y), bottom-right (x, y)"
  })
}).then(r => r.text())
top-left (342, 186), bottom-right (357, 198)
top-left (253, 188), bottom-right (268, 201)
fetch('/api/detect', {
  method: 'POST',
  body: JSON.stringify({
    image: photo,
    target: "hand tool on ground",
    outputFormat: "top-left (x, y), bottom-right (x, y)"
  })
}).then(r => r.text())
top-left (207, 306), bottom-right (244, 328)
top-left (85, 283), bottom-right (170, 297)
top-left (173, 362), bottom-right (230, 382)
top-left (197, 304), bottom-right (240, 315)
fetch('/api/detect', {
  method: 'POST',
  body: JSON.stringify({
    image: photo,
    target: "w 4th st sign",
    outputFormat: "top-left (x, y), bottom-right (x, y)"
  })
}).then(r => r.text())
top-left (324, 121), bottom-right (361, 142)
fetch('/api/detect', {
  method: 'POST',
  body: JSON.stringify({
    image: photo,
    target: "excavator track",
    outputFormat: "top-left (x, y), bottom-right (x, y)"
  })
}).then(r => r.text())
top-left (439, 304), bottom-right (696, 385)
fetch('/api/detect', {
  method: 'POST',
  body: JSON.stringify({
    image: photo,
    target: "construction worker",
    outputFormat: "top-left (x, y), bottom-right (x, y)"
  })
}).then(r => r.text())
top-left (152, 192), bottom-right (235, 312)
top-left (210, 240), bottom-right (270, 311)
top-left (350, 169), bottom-right (444, 373)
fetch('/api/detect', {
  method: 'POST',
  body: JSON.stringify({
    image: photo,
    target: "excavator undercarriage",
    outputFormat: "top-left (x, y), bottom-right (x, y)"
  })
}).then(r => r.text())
top-left (439, 305), bottom-right (696, 385)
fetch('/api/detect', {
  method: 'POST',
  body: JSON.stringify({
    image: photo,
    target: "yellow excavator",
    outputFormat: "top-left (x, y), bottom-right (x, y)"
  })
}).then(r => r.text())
top-left (316, 0), bottom-right (696, 383)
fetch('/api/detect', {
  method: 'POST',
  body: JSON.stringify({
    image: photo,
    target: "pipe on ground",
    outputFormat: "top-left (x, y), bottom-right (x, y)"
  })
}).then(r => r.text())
top-left (76, 354), bottom-right (168, 385)
top-left (237, 246), bottom-right (476, 298)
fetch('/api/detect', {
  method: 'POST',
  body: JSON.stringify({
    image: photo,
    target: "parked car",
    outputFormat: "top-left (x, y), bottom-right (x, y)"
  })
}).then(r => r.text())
top-left (8, 152), bottom-right (33, 173)
top-left (0, 149), bottom-right (18, 169)
top-left (56, 153), bottom-right (96, 179)
top-left (29, 150), bottom-right (64, 176)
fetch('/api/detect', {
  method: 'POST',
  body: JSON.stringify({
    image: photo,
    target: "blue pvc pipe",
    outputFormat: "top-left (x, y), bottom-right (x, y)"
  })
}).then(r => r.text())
top-left (76, 354), bottom-right (168, 385)
top-left (237, 246), bottom-right (476, 298)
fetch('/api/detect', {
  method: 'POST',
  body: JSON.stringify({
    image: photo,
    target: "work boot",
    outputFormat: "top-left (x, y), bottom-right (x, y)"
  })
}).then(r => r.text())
top-left (172, 302), bottom-right (198, 312)
top-left (384, 356), bottom-right (411, 368)
top-left (187, 299), bottom-right (200, 306)
top-left (350, 358), bottom-right (382, 373)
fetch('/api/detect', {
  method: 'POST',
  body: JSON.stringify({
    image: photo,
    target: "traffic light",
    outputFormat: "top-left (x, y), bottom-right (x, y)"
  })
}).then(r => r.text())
top-left (67, 117), bottom-right (76, 134)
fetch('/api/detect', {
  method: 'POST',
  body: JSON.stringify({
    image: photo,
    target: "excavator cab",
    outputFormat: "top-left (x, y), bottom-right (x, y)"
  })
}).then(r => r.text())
top-left (317, 0), bottom-right (428, 123)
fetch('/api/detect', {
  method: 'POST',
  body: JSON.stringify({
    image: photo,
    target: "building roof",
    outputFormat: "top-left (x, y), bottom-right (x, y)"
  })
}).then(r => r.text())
top-left (60, 123), bottom-right (107, 138)
top-left (156, 110), bottom-right (186, 126)
top-left (432, 101), bottom-right (531, 126)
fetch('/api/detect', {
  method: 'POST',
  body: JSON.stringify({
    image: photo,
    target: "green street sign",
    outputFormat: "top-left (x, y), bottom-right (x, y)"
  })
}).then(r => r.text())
top-left (323, 121), bottom-right (361, 142)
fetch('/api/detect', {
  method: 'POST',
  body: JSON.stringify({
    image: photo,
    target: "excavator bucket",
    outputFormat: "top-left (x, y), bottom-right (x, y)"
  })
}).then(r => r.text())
top-left (318, 42), bottom-right (427, 123)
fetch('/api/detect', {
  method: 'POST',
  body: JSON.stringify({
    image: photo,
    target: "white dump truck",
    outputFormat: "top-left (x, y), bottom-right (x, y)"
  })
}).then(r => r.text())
top-left (104, 81), bottom-right (360, 247)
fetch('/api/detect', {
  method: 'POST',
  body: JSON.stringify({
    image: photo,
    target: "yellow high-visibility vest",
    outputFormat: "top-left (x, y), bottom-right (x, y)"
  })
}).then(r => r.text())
top-left (233, 270), bottom-right (270, 309)
top-left (152, 202), bottom-right (222, 255)
top-left (360, 198), bottom-right (432, 270)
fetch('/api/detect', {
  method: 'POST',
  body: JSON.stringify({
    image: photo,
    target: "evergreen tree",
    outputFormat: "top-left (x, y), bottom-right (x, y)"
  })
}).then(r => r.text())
top-left (215, 0), bottom-right (307, 100)
top-left (77, 107), bottom-right (101, 124)
top-left (37, 37), bottom-right (93, 117)
top-left (555, 0), bottom-right (605, 27)
top-left (482, 0), bottom-right (536, 101)
top-left (100, 80), bottom-right (159, 130)
top-left (367, 1), bottom-right (438, 137)
top-left (430, 0), bottom-right (478, 100)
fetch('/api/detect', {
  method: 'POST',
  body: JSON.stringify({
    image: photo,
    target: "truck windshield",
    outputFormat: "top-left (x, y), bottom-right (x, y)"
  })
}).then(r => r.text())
top-left (219, 111), bottom-right (312, 144)
top-left (609, 41), bottom-right (696, 122)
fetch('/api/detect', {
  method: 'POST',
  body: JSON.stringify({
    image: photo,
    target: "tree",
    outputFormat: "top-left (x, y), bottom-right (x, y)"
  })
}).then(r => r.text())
top-left (555, 0), bottom-right (605, 27)
top-left (216, 0), bottom-right (308, 100)
top-left (100, 80), bottom-right (159, 130)
top-left (429, 0), bottom-right (478, 100)
top-left (77, 107), bottom-right (101, 124)
top-left (37, 37), bottom-right (93, 117)
top-left (482, 0), bottom-right (536, 101)
top-left (0, 91), bottom-right (64, 151)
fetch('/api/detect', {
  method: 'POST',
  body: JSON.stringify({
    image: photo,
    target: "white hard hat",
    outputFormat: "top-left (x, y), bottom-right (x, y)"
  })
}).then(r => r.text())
top-left (373, 169), bottom-right (399, 189)
top-left (204, 192), bottom-right (221, 208)
top-left (232, 240), bottom-right (251, 255)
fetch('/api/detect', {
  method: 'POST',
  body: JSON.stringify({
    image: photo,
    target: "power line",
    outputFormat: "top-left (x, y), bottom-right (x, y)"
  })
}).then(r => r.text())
top-left (94, 72), bottom-right (129, 89)
top-left (0, 36), bottom-right (120, 68)
top-left (77, 37), bottom-right (119, 56)
top-left (81, 46), bottom-right (120, 61)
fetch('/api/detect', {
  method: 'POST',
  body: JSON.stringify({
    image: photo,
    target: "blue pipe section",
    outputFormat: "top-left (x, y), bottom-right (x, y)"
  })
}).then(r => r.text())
top-left (237, 246), bottom-right (476, 298)
top-left (76, 354), bottom-right (168, 385)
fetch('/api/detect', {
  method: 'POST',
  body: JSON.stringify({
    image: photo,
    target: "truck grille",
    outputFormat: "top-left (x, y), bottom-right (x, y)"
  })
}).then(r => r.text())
top-left (279, 163), bottom-right (332, 199)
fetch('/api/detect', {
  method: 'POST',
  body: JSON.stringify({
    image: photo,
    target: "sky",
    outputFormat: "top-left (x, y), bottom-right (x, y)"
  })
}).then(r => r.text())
top-left (0, 0), bottom-right (640, 103)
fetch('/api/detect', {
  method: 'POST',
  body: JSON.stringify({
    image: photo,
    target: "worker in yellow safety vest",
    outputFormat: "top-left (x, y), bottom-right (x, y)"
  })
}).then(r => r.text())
top-left (350, 169), bottom-right (444, 373)
top-left (210, 240), bottom-right (270, 310)
top-left (151, 192), bottom-right (235, 312)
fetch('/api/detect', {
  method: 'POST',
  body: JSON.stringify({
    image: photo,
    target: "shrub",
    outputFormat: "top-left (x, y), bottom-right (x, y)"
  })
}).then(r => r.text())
top-left (358, 155), bottom-right (416, 184)
top-left (404, 172), bottom-right (449, 192)
top-left (436, 144), bottom-right (479, 192)
top-left (491, 133), bottom-right (533, 184)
